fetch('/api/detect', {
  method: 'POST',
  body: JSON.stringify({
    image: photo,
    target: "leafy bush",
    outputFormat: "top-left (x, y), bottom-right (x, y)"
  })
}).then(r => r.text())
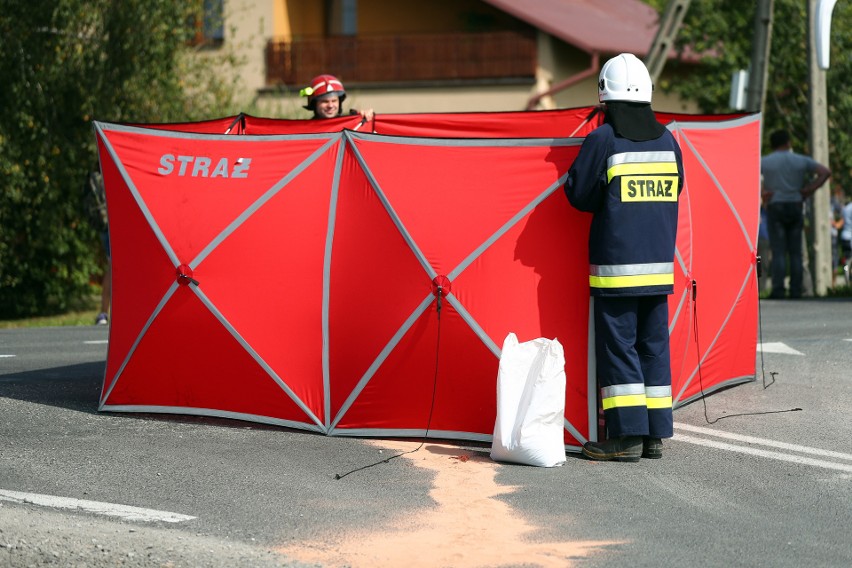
top-left (0, 0), bottom-right (241, 318)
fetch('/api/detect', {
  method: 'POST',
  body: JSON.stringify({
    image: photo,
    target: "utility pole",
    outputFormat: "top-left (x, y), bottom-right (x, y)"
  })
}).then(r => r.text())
top-left (808, 0), bottom-right (832, 295)
top-left (746, 0), bottom-right (774, 112)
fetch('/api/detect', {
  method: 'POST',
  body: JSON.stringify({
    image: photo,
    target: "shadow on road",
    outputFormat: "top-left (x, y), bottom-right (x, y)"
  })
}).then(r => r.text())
top-left (0, 361), bottom-right (104, 414)
top-left (0, 362), bottom-right (287, 432)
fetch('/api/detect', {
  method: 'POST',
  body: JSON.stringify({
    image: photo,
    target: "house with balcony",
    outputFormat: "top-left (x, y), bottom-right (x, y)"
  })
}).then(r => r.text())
top-left (209, 0), bottom-right (692, 117)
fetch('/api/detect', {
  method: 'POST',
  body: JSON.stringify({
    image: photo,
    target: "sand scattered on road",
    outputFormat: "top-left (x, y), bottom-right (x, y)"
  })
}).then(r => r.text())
top-left (277, 440), bottom-right (613, 567)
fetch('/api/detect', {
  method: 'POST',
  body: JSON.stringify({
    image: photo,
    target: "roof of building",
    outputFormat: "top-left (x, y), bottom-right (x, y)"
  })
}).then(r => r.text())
top-left (482, 0), bottom-right (661, 56)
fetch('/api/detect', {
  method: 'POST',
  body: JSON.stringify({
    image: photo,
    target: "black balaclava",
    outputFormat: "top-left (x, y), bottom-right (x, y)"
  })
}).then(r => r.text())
top-left (604, 101), bottom-right (666, 142)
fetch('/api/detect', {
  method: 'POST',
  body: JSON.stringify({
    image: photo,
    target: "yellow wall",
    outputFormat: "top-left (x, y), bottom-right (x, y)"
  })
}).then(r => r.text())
top-left (278, 0), bottom-right (326, 39)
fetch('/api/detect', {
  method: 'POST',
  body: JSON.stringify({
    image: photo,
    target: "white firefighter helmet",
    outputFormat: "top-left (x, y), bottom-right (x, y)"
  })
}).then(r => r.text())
top-left (598, 53), bottom-right (653, 103)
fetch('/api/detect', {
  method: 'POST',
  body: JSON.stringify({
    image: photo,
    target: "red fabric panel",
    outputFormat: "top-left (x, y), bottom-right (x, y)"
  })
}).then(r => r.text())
top-left (98, 139), bottom-right (177, 397)
top-left (669, 118), bottom-right (760, 404)
top-left (105, 287), bottom-right (315, 423)
top-left (103, 129), bottom-right (332, 263)
top-left (331, 138), bottom-right (591, 442)
top-left (454, 191), bottom-right (592, 441)
top-left (135, 114), bottom-right (364, 135)
top-left (96, 111), bottom-right (760, 439)
top-left (128, 117), bottom-right (240, 134)
top-left (657, 111), bottom-right (748, 125)
top-left (196, 144), bottom-right (341, 421)
top-left (373, 108), bottom-right (599, 138)
top-left (332, 306), bottom-right (444, 431)
top-left (327, 149), bottom-right (432, 421)
top-left (349, 140), bottom-right (568, 274)
top-left (668, 158), bottom-right (696, 399)
top-left (133, 109), bottom-right (744, 138)
top-left (98, 126), bottom-right (340, 424)
top-left (244, 114), bottom-right (364, 134)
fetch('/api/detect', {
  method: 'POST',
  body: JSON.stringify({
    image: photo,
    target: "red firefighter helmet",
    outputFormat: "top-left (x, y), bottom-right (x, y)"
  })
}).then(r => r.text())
top-left (300, 74), bottom-right (347, 110)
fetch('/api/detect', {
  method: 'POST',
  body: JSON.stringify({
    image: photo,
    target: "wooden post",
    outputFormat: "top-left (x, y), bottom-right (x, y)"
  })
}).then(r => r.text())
top-left (808, 0), bottom-right (832, 295)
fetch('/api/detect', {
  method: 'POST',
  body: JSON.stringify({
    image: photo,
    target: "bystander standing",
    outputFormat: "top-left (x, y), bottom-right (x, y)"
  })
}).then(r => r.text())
top-left (760, 130), bottom-right (831, 299)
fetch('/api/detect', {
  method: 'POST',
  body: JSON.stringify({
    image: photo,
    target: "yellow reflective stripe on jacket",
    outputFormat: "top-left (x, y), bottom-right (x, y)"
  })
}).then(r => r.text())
top-left (590, 273), bottom-right (674, 289)
top-left (606, 150), bottom-right (678, 183)
top-left (590, 262), bottom-right (674, 289)
top-left (606, 151), bottom-right (679, 183)
top-left (607, 162), bottom-right (679, 183)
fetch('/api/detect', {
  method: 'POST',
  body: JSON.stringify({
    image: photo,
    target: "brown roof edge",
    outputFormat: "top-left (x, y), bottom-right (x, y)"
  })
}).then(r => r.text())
top-left (481, 0), bottom-right (661, 57)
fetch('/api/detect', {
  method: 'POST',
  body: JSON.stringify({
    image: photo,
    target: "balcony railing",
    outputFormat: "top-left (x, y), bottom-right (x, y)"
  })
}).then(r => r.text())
top-left (265, 30), bottom-right (537, 87)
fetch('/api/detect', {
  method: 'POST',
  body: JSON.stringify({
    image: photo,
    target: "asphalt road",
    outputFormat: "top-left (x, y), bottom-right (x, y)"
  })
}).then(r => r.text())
top-left (1, 298), bottom-right (850, 567)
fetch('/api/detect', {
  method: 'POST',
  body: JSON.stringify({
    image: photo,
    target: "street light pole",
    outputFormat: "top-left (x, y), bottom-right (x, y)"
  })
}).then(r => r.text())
top-left (746, 0), bottom-right (774, 113)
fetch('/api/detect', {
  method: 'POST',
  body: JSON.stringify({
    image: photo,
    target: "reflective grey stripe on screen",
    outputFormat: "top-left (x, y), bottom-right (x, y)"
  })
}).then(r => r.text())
top-left (600, 383), bottom-right (645, 399)
top-left (95, 122), bottom-right (180, 269)
top-left (322, 137), bottom-right (347, 429)
top-left (100, 281), bottom-right (179, 408)
top-left (330, 294), bottom-right (435, 430)
top-left (607, 151), bottom-right (677, 168)
top-left (675, 264), bottom-right (756, 404)
top-left (590, 262), bottom-right (674, 276)
top-left (193, 286), bottom-right (324, 429)
top-left (191, 136), bottom-right (340, 268)
top-left (345, 133), bottom-right (436, 280)
top-left (346, 130), bottom-right (585, 149)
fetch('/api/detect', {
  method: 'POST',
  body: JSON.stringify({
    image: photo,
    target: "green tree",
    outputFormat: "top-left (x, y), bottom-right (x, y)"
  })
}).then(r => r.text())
top-left (655, 0), bottom-right (852, 191)
top-left (0, 0), bottom-right (241, 318)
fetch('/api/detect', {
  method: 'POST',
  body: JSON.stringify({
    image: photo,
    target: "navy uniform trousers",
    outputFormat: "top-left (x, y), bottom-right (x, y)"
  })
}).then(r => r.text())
top-left (594, 294), bottom-right (673, 439)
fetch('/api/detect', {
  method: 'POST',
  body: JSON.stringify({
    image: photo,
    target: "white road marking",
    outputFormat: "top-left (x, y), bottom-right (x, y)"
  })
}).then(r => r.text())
top-left (757, 342), bottom-right (803, 355)
top-left (0, 354), bottom-right (15, 358)
top-left (673, 434), bottom-right (852, 473)
top-left (84, 340), bottom-right (108, 345)
top-left (674, 423), bottom-right (852, 462)
top-left (0, 490), bottom-right (195, 523)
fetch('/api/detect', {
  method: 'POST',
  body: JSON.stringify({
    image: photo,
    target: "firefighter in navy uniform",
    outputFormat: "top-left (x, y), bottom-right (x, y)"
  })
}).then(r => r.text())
top-left (564, 53), bottom-right (684, 461)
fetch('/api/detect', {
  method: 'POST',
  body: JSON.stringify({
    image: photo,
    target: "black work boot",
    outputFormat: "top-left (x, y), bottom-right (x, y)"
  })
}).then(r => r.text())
top-left (642, 437), bottom-right (663, 459)
top-left (582, 436), bottom-right (642, 462)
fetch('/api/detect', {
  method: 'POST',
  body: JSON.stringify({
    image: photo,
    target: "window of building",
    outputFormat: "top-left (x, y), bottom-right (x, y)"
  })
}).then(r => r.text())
top-left (327, 0), bottom-right (357, 36)
top-left (190, 0), bottom-right (224, 47)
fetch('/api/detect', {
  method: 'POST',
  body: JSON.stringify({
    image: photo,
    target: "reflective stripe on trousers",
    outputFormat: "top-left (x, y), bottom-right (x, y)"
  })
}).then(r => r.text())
top-left (601, 383), bottom-right (673, 411)
top-left (594, 295), bottom-right (674, 438)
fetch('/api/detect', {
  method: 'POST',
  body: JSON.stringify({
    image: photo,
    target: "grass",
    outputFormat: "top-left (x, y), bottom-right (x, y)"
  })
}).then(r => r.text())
top-left (0, 291), bottom-right (102, 329)
top-left (0, 309), bottom-right (102, 329)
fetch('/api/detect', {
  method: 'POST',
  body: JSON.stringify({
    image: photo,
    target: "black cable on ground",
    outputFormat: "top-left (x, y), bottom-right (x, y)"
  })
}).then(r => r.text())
top-left (334, 291), bottom-right (444, 480)
top-left (694, 275), bottom-right (801, 424)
